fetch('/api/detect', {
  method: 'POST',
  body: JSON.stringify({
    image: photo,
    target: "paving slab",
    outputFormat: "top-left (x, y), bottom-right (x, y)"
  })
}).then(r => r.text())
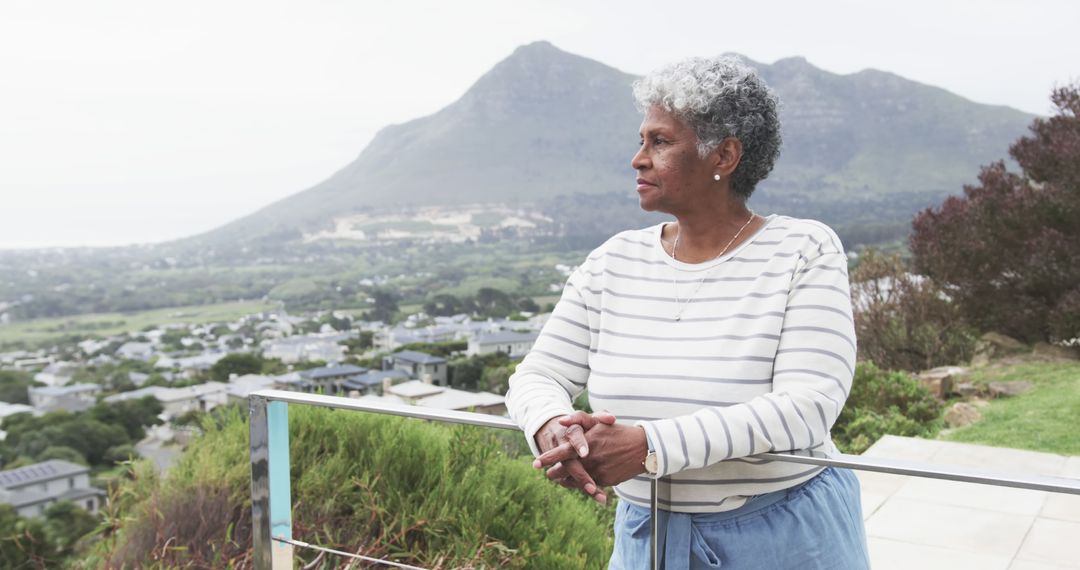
top-left (928, 440), bottom-right (1066, 475)
top-left (865, 497), bottom-right (1034, 557)
top-left (893, 476), bottom-right (1047, 517)
top-left (1014, 518), bottom-right (1080, 568)
top-left (867, 537), bottom-right (1011, 570)
top-left (856, 436), bottom-right (1080, 568)
top-left (1010, 561), bottom-right (1079, 570)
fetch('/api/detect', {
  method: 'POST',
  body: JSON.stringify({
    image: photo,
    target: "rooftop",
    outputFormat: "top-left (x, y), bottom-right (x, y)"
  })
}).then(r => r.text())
top-left (0, 460), bottom-right (88, 489)
top-left (473, 330), bottom-right (539, 344)
top-left (29, 383), bottom-right (100, 396)
top-left (392, 350), bottom-right (446, 365)
top-left (300, 364), bottom-right (368, 380)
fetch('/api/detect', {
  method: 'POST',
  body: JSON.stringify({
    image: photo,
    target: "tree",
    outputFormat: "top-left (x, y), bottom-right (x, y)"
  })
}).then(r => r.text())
top-left (363, 289), bottom-right (399, 323)
top-left (0, 370), bottom-right (35, 405)
top-left (209, 353), bottom-right (264, 382)
top-left (911, 83), bottom-right (1080, 342)
top-left (89, 397), bottom-right (164, 441)
top-left (850, 250), bottom-right (976, 371)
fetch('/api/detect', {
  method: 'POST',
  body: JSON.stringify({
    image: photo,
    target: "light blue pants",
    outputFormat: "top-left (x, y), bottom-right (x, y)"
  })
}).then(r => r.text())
top-left (608, 468), bottom-right (870, 570)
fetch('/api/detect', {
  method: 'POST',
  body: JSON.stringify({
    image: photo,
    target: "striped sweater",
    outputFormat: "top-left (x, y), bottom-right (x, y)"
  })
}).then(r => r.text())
top-left (505, 215), bottom-right (856, 513)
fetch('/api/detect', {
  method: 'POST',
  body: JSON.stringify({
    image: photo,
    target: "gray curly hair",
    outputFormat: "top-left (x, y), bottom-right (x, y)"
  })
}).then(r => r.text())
top-left (632, 56), bottom-right (782, 199)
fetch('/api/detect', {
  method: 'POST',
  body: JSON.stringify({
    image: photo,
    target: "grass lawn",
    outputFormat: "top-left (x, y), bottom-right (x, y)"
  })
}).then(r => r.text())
top-left (943, 360), bottom-right (1080, 456)
top-left (0, 299), bottom-right (277, 348)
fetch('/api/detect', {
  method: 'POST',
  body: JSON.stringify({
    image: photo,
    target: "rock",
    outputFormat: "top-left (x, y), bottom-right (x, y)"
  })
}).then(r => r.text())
top-left (988, 380), bottom-right (1032, 398)
top-left (1032, 342), bottom-right (1080, 361)
top-left (944, 402), bottom-right (981, 428)
top-left (972, 332), bottom-right (1028, 367)
top-left (917, 366), bottom-right (969, 398)
top-left (955, 382), bottom-right (981, 399)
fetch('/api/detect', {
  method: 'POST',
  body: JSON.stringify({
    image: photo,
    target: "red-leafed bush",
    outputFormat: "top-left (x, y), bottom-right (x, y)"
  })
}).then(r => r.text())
top-left (910, 83), bottom-right (1080, 343)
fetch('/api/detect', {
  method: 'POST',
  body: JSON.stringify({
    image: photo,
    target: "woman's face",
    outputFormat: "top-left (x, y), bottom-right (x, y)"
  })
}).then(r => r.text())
top-left (631, 105), bottom-right (714, 213)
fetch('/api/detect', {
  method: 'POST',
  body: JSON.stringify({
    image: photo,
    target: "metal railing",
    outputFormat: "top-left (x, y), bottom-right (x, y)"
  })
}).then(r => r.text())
top-left (249, 389), bottom-right (1080, 569)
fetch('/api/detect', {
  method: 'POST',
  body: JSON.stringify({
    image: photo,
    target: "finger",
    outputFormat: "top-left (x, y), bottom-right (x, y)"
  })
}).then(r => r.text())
top-left (560, 459), bottom-right (598, 496)
top-left (558, 411), bottom-right (594, 428)
top-left (533, 442), bottom-right (577, 468)
top-left (545, 462), bottom-right (569, 481)
top-left (546, 461), bottom-right (597, 496)
top-left (592, 411), bottom-right (617, 425)
top-left (563, 423), bottom-right (589, 458)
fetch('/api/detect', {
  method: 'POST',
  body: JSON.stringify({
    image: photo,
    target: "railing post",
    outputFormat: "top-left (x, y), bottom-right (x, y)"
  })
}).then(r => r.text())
top-left (650, 478), bottom-right (659, 570)
top-left (250, 395), bottom-right (294, 568)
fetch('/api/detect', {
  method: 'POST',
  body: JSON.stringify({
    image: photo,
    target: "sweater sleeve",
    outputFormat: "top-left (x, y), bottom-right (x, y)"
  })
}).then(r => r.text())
top-left (637, 248), bottom-right (856, 478)
top-left (505, 273), bottom-right (593, 456)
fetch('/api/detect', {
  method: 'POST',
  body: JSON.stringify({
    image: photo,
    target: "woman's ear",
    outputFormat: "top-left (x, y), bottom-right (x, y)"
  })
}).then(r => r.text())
top-left (712, 138), bottom-right (744, 178)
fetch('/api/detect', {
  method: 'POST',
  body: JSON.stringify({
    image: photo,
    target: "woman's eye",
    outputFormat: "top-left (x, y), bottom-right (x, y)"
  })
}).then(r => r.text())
top-left (654, 137), bottom-right (668, 145)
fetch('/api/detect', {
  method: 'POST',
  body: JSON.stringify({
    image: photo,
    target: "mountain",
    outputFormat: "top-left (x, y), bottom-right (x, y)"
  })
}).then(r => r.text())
top-left (194, 41), bottom-right (1034, 245)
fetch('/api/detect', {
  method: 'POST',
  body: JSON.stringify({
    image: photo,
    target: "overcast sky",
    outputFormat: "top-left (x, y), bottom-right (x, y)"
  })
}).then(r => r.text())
top-left (1, 0), bottom-right (1077, 249)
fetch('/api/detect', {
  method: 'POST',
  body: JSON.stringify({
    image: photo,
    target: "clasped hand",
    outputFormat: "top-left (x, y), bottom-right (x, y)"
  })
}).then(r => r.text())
top-left (532, 411), bottom-right (648, 505)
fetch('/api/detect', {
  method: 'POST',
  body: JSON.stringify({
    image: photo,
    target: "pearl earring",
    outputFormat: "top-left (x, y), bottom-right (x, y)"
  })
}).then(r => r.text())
top-left (713, 174), bottom-right (721, 181)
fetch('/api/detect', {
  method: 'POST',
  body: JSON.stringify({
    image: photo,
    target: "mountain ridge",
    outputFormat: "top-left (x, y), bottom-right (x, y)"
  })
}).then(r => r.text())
top-left (191, 41), bottom-right (1033, 246)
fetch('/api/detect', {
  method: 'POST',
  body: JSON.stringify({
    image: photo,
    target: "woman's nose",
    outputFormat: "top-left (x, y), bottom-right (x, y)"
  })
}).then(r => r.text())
top-left (631, 145), bottom-right (649, 170)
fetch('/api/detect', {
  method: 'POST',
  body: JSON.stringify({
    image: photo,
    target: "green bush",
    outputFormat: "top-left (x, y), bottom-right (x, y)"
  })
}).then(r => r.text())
top-left (834, 362), bottom-right (944, 454)
top-left (88, 405), bottom-right (614, 569)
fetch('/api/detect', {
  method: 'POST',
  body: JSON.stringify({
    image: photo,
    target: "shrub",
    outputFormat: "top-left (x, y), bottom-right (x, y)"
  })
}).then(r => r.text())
top-left (87, 405), bottom-right (614, 569)
top-left (834, 362), bottom-right (943, 454)
top-left (911, 83), bottom-right (1080, 342)
top-left (851, 249), bottom-right (976, 371)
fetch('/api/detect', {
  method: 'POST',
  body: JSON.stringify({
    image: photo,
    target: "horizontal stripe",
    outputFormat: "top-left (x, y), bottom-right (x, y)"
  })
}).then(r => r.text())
top-left (581, 268), bottom-right (795, 283)
top-left (588, 369), bottom-right (773, 385)
top-left (588, 390), bottom-right (739, 407)
top-left (528, 350), bottom-right (590, 376)
top-left (592, 347), bottom-right (774, 363)
top-left (631, 465), bottom-right (822, 486)
top-left (580, 286), bottom-right (790, 303)
top-left (587, 251), bottom-right (668, 265)
top-left (781, 326), bottom-right (856, 351)
top-left (611, 235), bottom-right (654, 248)
top-left (775, 347), bottom-right (854, 374)
top-left (772, 368), bottom-right (850, 396)
top-left (542, 332), bottom-right (591, 351)
top-left (616, 488), bottom-right (733, 508)
top-left (595, 306), bottom-right (786, 323)
top-left (786, 304), bottom-right (854, 322)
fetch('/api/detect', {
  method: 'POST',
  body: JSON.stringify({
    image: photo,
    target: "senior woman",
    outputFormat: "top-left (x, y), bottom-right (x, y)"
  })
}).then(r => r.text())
top-left (505, 56), bottom-right (869, 569)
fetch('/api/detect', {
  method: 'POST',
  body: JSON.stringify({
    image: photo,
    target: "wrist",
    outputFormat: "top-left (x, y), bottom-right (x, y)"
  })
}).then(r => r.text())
top-left (637, 426), bottom-right (657, 475)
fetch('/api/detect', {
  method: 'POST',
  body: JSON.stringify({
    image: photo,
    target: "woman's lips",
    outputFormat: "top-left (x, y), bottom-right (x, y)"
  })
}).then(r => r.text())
top-left (636, 178), bottom-right (656, 191)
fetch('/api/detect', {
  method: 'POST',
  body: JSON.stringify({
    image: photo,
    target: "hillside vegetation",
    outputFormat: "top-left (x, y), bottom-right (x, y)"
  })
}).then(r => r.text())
top-left (85, 406), bottom-right (614, 569)
top-left (944, 361), bottom-right (1080, 455)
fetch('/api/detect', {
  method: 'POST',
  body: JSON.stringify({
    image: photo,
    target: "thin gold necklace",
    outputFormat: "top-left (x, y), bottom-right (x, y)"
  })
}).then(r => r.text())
top-left (671, 211), bottom-right (755, 321)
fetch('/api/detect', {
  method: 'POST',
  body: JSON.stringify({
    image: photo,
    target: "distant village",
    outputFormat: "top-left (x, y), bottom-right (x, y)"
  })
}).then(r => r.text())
top-left (0, 306), bottom-right (548, 519)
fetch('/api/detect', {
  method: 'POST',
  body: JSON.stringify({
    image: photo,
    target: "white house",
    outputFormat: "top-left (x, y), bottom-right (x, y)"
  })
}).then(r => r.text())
top-left (0, 460), bottom-right (105, 518)
top-left (116, 341), bottom-right (155, 361)
top-left (28, 383), bottom-right (101, 413)
top-left (33, 362), bottom-right (79, 387)
top-left (467, 331), bottom-right (539, 358)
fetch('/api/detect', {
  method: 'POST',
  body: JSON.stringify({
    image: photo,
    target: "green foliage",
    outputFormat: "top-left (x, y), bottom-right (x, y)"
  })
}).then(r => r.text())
top-left (833, 362), bottom-right (943, 454)
top-left (851, 249), bottom-right (976, 371)
top-left (88, 396), bottom-right (164, 441)
top-left (90, 405), bottom-right (614, 568)
top-left (208, 353), bottom-right (264, 382)
top-left (449, 353), bottom-right (512, 390)
top-left (37, 445), bottom-right (88, 466)
top-left (1, 399), bottom-right (161, 469)
top-left (0, 370), bottom-right (36, 405)
top-left (911, 83), bottom-right (1080, 342)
